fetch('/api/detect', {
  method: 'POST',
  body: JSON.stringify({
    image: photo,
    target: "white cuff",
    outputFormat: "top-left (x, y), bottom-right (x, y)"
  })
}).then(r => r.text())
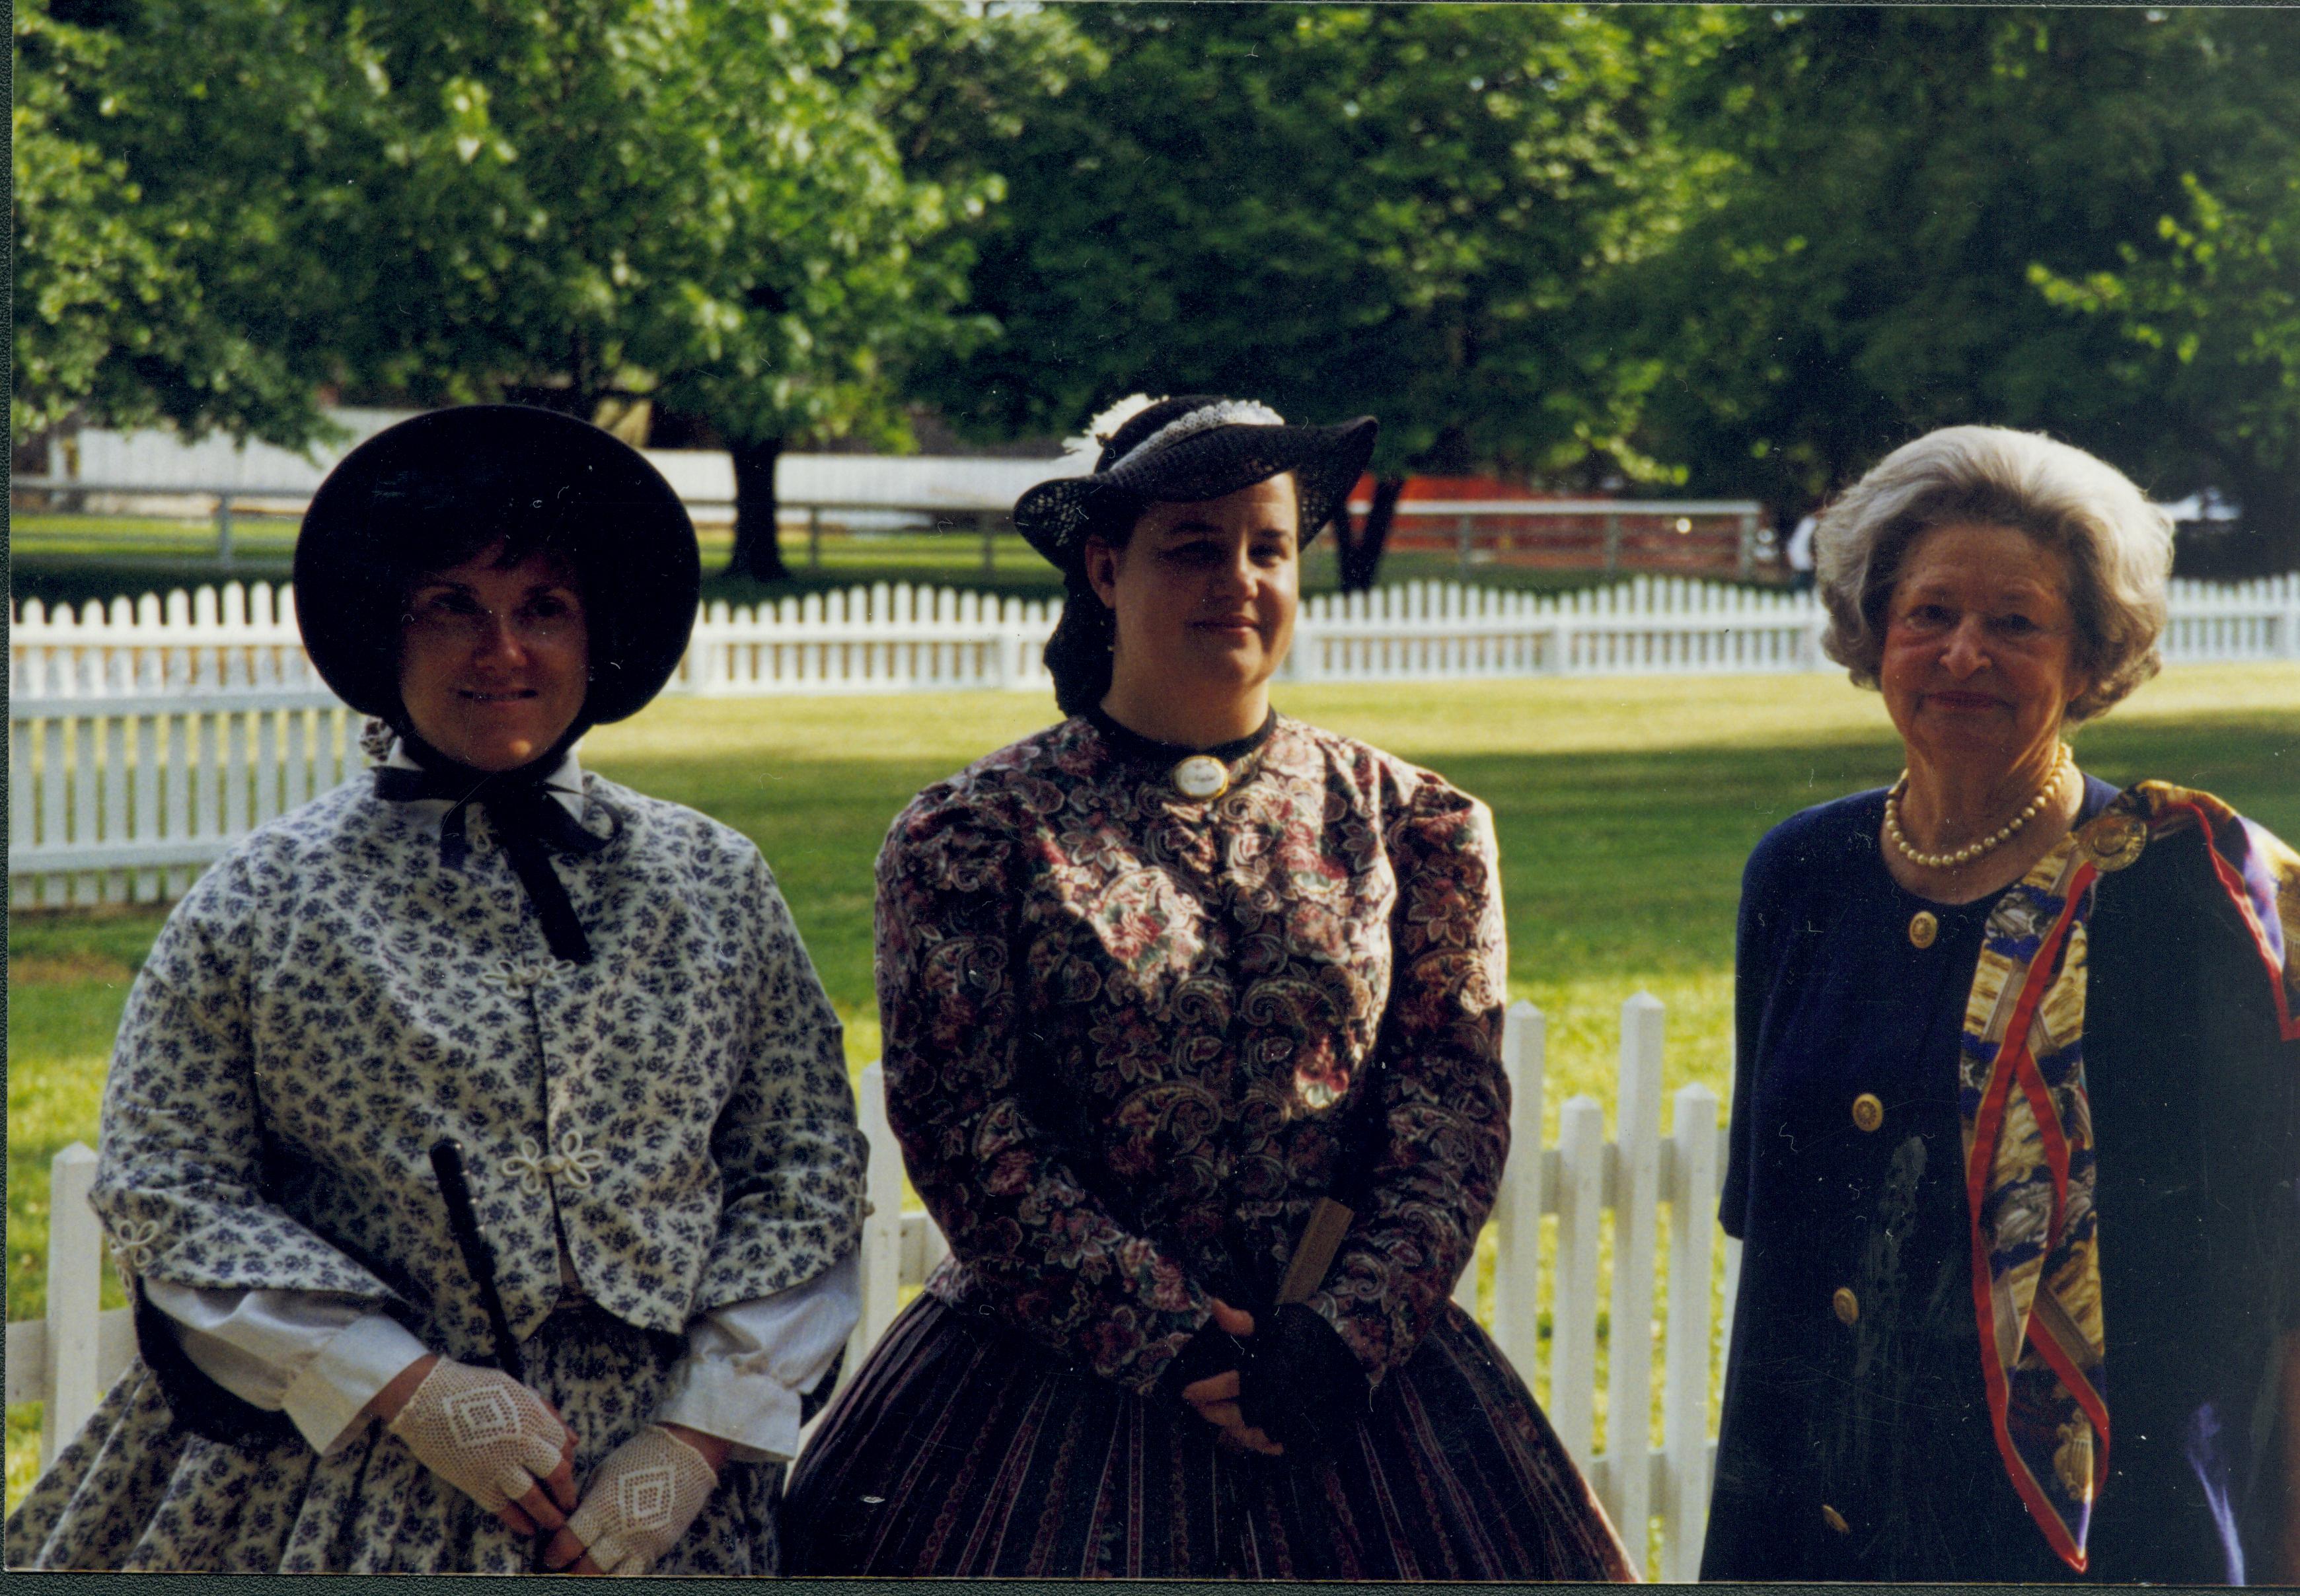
top-left (655, 1251), bottom-right (859, 1463)
top-left (282, 1314), bottom-right (432, 1454)
top-left (655, 1360), bottom-right (806, 1465)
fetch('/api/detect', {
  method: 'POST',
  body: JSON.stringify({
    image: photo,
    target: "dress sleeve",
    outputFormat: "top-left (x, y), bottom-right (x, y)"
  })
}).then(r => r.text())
top-left (874, 794), bottom-right (1213, 1394)
top-left (1719, 840), bottom-right (1790, 1241)
top-left (1312, 779), bottom-right (1512, 1385)
top-left (2194, 815), bottom-right (2300, 1334)
top-left (656, 1250), bottom-right (860, 1463)
top-left (91, 872), bottom-right (402, 1303)
top-left (691, 852), bottom-right (870, 1312)
top-left (141, 1283), bottom-right (427, 1454)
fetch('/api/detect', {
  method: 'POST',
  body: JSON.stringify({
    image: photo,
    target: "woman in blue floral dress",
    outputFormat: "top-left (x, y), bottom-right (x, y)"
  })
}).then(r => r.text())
top-left (7, 407), bottom-right (867, 1573)
top-left (782, 395), bottom-right (1632, 1579)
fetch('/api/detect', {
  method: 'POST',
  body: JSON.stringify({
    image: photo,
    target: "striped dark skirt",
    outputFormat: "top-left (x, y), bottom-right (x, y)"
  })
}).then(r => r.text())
top-left (782, 1295), bottom-right (1635, 1580)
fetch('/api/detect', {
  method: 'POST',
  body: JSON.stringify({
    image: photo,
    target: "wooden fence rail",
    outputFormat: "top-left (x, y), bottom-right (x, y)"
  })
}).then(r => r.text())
top-left (5, 997), bottom-right (1738, 1578)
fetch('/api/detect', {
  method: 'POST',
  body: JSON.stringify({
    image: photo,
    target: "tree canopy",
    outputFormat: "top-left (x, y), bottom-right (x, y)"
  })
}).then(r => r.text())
top-left (12, 0), bottom-right (341, 445)
top-left (14, 0), bottom-right (1074, 573)
top-left (303, 0), bottom-right (1071, 573)
top-left (17, 3), bottom-right (2300, 575)
top-left (1625, 7), bottom-right (2300, 571)
top-left (905, 4), bottom-right (1737, 581)
top-left (897, 1), bottom-right (1738, 589)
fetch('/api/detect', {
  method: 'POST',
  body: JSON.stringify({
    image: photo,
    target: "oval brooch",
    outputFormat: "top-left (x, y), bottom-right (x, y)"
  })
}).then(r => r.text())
top-left (2079, 811), bottom-right (2148, 873)
top-left (1171, 755), bottom-right (1230, 801)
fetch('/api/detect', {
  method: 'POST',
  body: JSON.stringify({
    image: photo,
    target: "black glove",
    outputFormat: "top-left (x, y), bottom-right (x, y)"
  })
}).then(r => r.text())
top-left (1234, 1303), bottom-right (1371, 1451)
top-left (1162, 1319), bottom-right (1249, 1402)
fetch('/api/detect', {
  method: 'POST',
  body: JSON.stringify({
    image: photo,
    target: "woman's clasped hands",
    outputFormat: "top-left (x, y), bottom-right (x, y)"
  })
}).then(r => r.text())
top-left (542, 1424), bottom-right (725, 1576)
top-left (374, 1354), bottom-right (725, 1574)
top-left (377, 1356), bottom-right (579, 1538)
top-left (1173, 1296), bottom-right (1375, 1461)
top-left (1176, 1299), bottom-right (1285, 1457)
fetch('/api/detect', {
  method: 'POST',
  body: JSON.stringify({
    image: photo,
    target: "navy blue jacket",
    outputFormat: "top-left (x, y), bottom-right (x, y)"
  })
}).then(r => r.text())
top-left (1704, 781), bottom-right (2299, 1583)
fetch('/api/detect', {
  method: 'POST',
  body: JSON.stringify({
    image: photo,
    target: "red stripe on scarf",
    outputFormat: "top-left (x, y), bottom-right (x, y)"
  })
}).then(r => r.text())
top-left (2164, 796), bottom-right (2300, 1042)
top-left (1965, 863), bottom-right (2098, 1572)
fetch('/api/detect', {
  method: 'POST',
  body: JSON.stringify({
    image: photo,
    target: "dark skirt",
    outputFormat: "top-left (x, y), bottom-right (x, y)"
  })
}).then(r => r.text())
top-left (6, 1305), bottom-right (785, 1573)
top-left (782, 1294), bottom-right (1635, 1580)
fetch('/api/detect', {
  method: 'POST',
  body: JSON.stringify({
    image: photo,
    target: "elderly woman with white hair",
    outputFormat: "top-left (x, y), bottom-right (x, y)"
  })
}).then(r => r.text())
top-left (1702, 426), bottom-right (2300, 1583)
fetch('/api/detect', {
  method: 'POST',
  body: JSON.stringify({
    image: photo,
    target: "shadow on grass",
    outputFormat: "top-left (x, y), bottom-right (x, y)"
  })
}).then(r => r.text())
top-left (591, 706), bottom-right (2300, 1004)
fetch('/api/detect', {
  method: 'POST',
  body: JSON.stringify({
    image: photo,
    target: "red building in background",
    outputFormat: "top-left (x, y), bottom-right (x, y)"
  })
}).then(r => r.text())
top-left (1347, 474), bottom-right (1775, 580)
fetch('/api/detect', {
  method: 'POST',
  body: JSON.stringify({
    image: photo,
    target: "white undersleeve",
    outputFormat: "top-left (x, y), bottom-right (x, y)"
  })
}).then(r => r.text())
top-left (145, 1250), bottom-right (860, 1462)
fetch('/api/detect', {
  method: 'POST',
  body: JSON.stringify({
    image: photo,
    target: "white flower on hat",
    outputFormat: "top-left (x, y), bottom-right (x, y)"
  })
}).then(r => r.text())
top-left (1064, 393), bottom-right (1168, 460)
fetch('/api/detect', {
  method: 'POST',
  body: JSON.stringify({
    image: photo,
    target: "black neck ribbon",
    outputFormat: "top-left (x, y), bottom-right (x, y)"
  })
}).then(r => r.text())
top-left (1086, 704), bottom-right (1277, 765)
top-left (372, 745), bottom-right (607, 964)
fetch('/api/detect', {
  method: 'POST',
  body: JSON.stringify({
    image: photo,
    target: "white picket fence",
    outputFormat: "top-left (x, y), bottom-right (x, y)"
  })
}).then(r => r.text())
top-left (19, 572), bottom-right (2298, 701)
top-left (6, 997), bottom-right (1734, 1577)
top-left (14, 573), bottom-right (2300, 904)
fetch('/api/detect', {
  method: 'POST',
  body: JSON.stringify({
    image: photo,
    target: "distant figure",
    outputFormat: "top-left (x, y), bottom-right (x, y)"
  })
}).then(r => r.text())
top-left (1785, 511), bottom-right (1819, 591)
top-left (784, 394), bottom-right (1633, 1580)
top-left (1704, 425), bottom-right (2300, 1583)
top-left (7, 407), bottom-right (865, 1573)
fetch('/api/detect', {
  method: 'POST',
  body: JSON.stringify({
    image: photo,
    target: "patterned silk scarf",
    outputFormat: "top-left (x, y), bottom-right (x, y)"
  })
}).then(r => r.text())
top-left (1960, 781), bottom-right (2300, 1570)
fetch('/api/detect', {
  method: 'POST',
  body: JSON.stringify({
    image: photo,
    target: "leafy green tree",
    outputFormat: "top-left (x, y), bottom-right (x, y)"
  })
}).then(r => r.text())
top-left (1627, 9), bottom-right (2300, 572)
top-left (308, 0), bottom-right (1068, 578)
top-left (2031, 172), bottom-right (2300, 573)
top-left (11, 0), bottom-right (340, 448)
top-left (909, 4), bottom-right (1736, 588)
top-left (17, 0), bottom-right (1072, 577)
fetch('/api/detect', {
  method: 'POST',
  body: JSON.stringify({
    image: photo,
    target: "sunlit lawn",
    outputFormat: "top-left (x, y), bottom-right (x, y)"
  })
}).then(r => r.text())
top-left (10, 663), bottom-right (2298, 1514)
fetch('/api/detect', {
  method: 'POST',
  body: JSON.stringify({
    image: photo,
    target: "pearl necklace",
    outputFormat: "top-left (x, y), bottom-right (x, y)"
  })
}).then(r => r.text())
top-left (1884, 746), bottom-right (2072, 869)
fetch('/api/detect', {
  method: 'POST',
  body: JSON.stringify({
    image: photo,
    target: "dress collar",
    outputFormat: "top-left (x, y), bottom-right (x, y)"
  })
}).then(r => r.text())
top-left (1084, 707), bottom-right (1278, 805)
top-left (1084, 705), bottom-right (1277, 766)
top-left (382, 739), bottom-right (587, 823)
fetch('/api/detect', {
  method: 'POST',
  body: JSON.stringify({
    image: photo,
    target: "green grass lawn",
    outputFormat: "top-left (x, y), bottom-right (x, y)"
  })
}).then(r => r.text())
top-left (10, 663), bottom-right (2298, 1513)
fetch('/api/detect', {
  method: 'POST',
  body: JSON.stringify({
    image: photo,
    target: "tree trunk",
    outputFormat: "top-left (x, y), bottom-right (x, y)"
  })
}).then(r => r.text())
top-left (1333, 476), bottom-right (1407, 593)
top-left (727, 437), bottom-right (792, 582)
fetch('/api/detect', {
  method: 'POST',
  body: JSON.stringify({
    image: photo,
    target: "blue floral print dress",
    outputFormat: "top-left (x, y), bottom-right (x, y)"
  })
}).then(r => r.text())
top-left (6, 763), bottom-right (866, 1572)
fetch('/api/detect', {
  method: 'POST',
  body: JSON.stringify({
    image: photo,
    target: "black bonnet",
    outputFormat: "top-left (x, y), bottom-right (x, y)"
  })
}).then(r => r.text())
top-left (293, 405), bottom-right (700, 727)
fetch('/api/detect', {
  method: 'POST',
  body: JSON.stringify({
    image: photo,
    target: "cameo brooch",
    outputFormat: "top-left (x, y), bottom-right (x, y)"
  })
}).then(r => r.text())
top-left (1171, 754), bottom-right (1230, 801)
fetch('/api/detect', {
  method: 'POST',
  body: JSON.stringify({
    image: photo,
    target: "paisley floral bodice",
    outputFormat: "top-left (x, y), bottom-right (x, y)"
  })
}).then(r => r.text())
top-left (92, 773), bottom-right (867, 1360)
top-left (874, 714), bottom-right (1510, 1394)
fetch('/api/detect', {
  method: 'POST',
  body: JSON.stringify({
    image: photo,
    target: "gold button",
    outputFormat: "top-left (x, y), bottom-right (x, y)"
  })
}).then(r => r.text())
top-left (1822, 1504), bottom-right (1850, 1535)
top-left (1851, 1093), bottom-right (1885, 1134)
top-left (1908, 911), bottom-right (1938, 949)
top-left (1832, 1287), bottom-right (1859, 1326)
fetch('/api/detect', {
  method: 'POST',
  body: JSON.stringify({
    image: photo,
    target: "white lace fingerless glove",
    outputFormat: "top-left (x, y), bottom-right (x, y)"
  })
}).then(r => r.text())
top-left (564, 1425), bottom-right (718, 1576)
top-left (385, 1359), bottom-right (568, 1515)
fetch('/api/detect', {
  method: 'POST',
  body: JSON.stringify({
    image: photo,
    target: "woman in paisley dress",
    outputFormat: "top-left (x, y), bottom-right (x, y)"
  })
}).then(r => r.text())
top-left (782, 394), bottom-right (1634, 1579)
top-left (1703, 426), bottom-right (2300, 1583)
top-left (7, 406), bottom-right (868, 1574)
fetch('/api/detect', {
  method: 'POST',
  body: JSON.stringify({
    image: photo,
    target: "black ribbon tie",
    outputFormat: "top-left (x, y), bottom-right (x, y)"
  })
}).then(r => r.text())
top-left (374, 763), bottom-right (609, 964)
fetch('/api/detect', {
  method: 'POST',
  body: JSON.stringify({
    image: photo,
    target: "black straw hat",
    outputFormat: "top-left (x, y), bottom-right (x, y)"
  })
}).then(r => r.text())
top-left (1012, 395), bottom-right (1378, 567)
top-left (293, 405), bottom-right (700, 728)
